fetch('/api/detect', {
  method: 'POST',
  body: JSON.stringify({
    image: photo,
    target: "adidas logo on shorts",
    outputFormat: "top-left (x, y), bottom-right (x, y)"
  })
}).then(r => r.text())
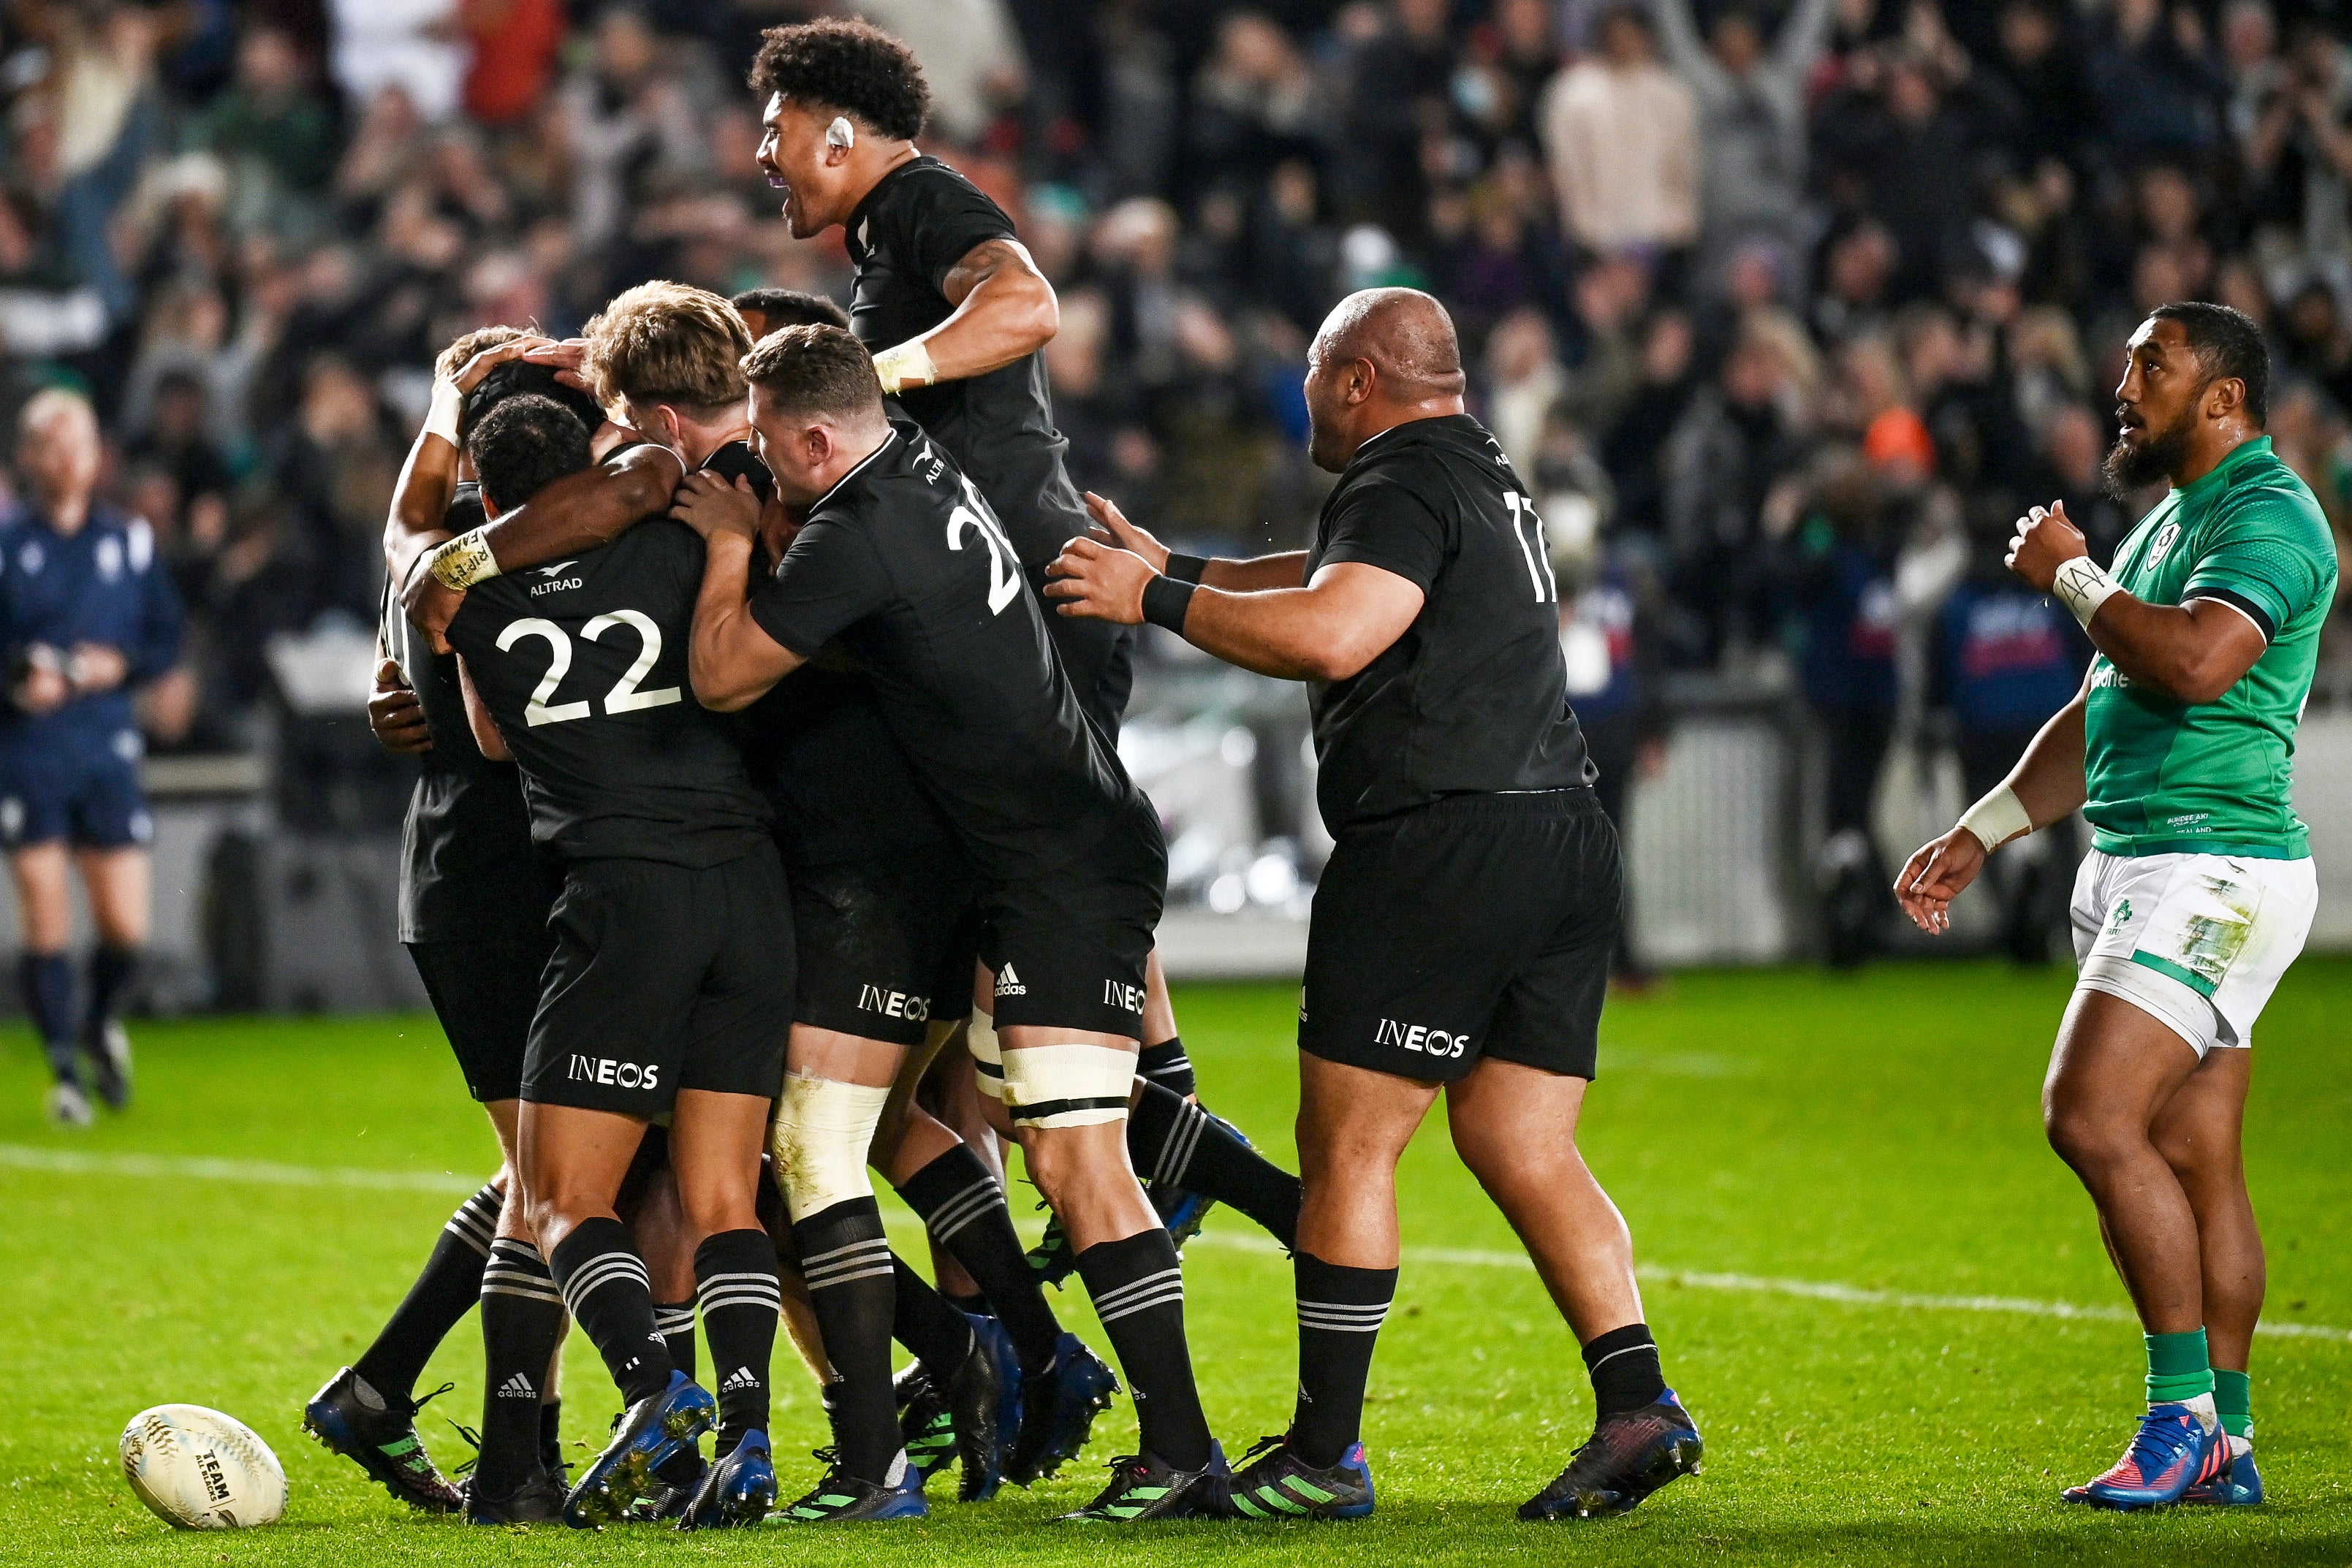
top-left (995, 963), bottom-right (1027, 998)
top-left (721, 1366), bottom-right (760, 1393)
top-left (496, 1373), bottom-right (536, 1400)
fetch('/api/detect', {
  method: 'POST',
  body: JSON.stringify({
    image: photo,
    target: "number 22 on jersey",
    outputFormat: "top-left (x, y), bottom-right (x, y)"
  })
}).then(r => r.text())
top-left (496, 609), bottom-right (681, 726)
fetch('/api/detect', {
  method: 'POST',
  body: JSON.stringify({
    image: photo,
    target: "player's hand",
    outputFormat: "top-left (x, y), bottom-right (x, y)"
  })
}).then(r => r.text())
top-left (1044, 534), bottom-right (1153, 625)
top-left (10, 647), bottom-right (69, 715)
top-left (669, 470), bottom-right (762, 542)
top-left (367, 658), bottom-right (433, 754)
top-left (1894, 826), bottom-right (1987, 935)
top-left (1081, 491), bottom-right (1169, 575)
top-left (67, 642), bottom-right (128, 694)
top-left (2005, 501), bottom-right (2087, 593)
top-left (521, 337), bottom-right (591, 391)
top-left (450, 334), bottom-right (555, 396)
top-left (401, 564), bottom-right (463, 655)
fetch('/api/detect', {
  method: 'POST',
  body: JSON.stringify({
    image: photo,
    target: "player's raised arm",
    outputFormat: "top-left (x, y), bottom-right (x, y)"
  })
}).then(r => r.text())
top-left (384, 331), bottom-right (549, 590)
top-left (873, 237), bottom-right (1058, 392)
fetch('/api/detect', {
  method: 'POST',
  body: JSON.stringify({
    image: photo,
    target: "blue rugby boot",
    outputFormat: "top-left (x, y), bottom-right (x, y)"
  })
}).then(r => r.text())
top-left (1520, 1390), bottom-right (1703, 1520)
top-left (678, 1430), bottom-right (775, 1529)
top-left (303, 1368), bottom-right (462, 1512)
top-left (2062, 1404), bottom-right (2228, 1510)
top-left (1224, 1435), bottom-right (1375, 1520)
top-left (561, 1371), bottom-right (714, 1528)
top-left (1006, 1333), bottom-right (1119, 1484)
top-left (779, 1449), bottom-right (929, 1521)
top-left (2183, 1440), bottom-right (2264, 1506)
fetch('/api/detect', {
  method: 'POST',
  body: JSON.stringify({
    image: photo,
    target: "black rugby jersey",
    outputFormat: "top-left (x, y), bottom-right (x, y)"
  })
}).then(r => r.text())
top-left (746, 422), bottom-right (1150, 881)
top-left (384, 483), bottom-right (551, 943)
top-left (1306, 414), bottom-right (1593, 833)
top-left (447, 518), bottom-right (771, 867)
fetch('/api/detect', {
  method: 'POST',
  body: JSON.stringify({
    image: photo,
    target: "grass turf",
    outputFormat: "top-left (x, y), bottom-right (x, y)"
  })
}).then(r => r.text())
top-left (1, 960), bottom-right (2349, 1566)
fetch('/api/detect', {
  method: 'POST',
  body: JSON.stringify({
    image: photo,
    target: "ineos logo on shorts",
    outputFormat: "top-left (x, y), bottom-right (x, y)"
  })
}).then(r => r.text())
top-left (1101, 980), bottom-right (1146, 1014)
top-left (569, 1054), bottom-right (661, 1089)
top-left (858, 983), bottom-right (930, 1022)
top-left (1375, 1018), bottom-right (1469, 1058)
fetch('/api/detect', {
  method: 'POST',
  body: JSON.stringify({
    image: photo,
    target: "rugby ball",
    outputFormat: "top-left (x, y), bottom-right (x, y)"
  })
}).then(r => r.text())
top-left (120, 1405), bottom-right (287, 1529)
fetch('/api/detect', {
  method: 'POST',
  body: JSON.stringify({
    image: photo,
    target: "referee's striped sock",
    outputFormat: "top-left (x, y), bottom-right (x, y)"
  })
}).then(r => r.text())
top-left (549, 1218), bottom-right (673, 1406)
top-left (896, 1145), bottom-right (1063, 1376)
top-left (794, 1198), bottom-right (901, 1482)
top-left (1130, 1080), bottom-right (1302, 1249)
top-left (477, 1238), bottom-right (563, 1496)
top-left (352, 1180), bottom-right (502, 1404)
top-left (1290, 1252), bottom-right (1397, 1468)
top-left (1074, 1229), bottom-right (1212, 1471)
top-left (694, 1230), bottom-right (781, 1453)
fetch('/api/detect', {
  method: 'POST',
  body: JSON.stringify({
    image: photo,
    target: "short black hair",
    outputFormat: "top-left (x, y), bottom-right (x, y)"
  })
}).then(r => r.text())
top-left (729, 288), bottom-right (851, 332)
top-left (741, 324), bottom-right (884, 420)
top-left (2150, 300), bottom-right (2270, 427)
top-left (750, 19), bottom-right (930, 142)
top-left (468, 394), bottom-right (593, 515)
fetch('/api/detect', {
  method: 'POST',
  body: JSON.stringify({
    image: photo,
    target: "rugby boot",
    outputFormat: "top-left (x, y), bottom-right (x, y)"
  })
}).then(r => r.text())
top-left (1520, 1390), bottom-right (1703, 1520)
top-left (967, 1311), bottom-right (1025, 1467)
top-left (464, 1470), bottom-right (566, 1525)
top-left (1224, 1435), bottom-right (1375, 1520)
top-left (2060, 1403), bottom-right (2227, 1510)
top-left (45, 1077), bottom-right (93, 1128)
top-left (627, 1447), bottom-right (707, 1521)
top-left (303, 1367), bottom-right (462, 1512)
top-left (779, 1449), bottom-right (929, 1521)
top-left (2183, 1441), bottom-right (2264, 1506)
top-left (895, 1369), bottom-right (957, 1488)
top-left (678, 1430), bottom-right (776, 1529)
top-left (1005, 1332), bottom-right (1118, 1484)
top-left (938, 1325), bottom-right (1006, 1501)
top-left (561, 1371), bottom-right (715, 1528)
top-left (85, 1021), bottom-right (132, 1110)
top-left (1053, 1442), bottom-right (1229, 1522)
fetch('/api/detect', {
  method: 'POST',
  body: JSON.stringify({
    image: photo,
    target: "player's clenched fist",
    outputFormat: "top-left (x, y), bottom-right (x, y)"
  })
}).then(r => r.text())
top-left (2006, 500), bottom-right (2087, 593)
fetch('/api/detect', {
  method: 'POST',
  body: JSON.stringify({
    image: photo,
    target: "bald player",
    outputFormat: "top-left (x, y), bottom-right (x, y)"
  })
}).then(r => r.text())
top-left (1048, 289), bottom-right (1702, 1523)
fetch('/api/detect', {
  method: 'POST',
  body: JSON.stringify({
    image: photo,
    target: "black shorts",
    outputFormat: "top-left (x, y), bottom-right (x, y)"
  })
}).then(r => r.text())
top-left (982, 802), bottom-right (1164, 1038)
top-left (409, 935), bottom-right (554, 1103)
top-left (791, 845), bottom-right (983, 1046)
top-left (522, 846), bottom-right (794, 1116)
top-left (1300, 789), bottom-right (1619, 1084)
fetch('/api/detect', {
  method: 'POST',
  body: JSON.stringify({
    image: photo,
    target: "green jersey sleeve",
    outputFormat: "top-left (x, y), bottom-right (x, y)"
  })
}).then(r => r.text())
top-left (2182, 486), bottom-right (2331, 642)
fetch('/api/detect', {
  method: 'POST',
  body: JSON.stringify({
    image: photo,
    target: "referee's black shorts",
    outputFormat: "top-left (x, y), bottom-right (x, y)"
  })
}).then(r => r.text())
top-left (790, 844), bottom-right (983, 1046)
top-left (1300, 788), bottom-right (1619, 1084)
top-left (408, 932), bottom-right (555, 1103)
top-left (521, 845), bottom-right (793, 1116)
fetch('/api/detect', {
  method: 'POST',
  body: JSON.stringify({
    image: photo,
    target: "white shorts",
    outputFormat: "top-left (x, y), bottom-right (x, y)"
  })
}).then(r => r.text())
top-left (2068, 850), bottom-right (2317, 1056)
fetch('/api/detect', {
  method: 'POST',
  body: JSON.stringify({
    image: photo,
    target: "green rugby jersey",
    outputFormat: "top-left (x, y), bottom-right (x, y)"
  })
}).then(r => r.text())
top-left (2084, 435), bottom-right (2338, 859)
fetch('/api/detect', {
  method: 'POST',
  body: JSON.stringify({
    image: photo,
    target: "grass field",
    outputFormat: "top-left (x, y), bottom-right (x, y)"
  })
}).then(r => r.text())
top-left (2, 961), bottom-right (2350, 1566)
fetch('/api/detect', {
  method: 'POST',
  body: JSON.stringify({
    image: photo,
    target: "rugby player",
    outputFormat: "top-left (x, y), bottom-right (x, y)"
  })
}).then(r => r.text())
top-left (669, 324), bottom-right (1231, 1521)
top-left (436, 388), bottom-right (792, 1531)
top-left (1049, 289), bottom-right (1704, 1523)
top-left (1, 389), bottom-right (182, 1126)
top-left (746, 17), bottom-right (1301, 1270)
top-left (1898, 302), bottom-right (2334, 1510)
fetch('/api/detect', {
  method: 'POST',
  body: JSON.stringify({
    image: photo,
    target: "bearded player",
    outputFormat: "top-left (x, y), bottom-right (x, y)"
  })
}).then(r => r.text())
top-left (1900, 302), bottom-right (2334, 1511)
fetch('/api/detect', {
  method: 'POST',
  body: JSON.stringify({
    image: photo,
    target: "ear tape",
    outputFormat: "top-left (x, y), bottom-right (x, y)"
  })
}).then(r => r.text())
top-left (826, 115), bottom-right (855, 151)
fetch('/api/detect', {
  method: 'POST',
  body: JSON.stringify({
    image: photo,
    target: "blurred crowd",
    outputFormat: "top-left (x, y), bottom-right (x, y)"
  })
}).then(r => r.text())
top-left (1, 0), bottom-right (2348, 827)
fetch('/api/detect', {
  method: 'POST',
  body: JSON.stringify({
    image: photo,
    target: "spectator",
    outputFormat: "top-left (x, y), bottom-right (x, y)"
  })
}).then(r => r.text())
top-left (1653, 0), bottom-right (1836, 258)
top-left (1540, 5), bottom-right (1699, 257)
top-left (1664, 315), bottom-right (1810, 658)
top-left (2087, 0), bottom-right (2228, 169)
top-left (184, 26), bottom-right (338, 203)
top-left (330, 0), bottom-right (467, 124)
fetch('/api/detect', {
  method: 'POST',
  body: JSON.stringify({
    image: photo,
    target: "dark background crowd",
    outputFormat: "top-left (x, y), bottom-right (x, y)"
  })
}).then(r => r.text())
top-left (2, 0), bottom-right (2348, 805)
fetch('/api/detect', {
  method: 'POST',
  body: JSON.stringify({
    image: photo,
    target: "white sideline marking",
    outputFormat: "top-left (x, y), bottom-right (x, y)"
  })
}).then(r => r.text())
top-left (6, 1142), bottom-right (2345, 1344)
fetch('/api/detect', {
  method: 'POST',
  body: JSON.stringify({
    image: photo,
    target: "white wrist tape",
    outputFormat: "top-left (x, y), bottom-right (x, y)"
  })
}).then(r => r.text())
top-left (1001, 1043), bottom-right (1137, 1130)
top-left (871, 339), bottom-right (936, 395)
top-left (423, 378), bottom-right (464, 446)
top-left (428, 527), bottom-right (502, 590)
top-left (771, 1073), bottom-right (892, 1222)
top-left (965, 1008), bottom-right (1005, 1101)
top-left (1957, 784), bottom-right (2034, 852)
top-left (2051, 555), bottom-right (2122, 630)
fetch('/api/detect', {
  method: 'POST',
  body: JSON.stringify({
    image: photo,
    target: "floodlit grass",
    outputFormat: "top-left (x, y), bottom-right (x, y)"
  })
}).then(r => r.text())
top-left (2, 961), bottom-right (2349, 1565)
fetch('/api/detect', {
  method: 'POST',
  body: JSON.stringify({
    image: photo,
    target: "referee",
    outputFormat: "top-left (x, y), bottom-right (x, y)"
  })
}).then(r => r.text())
top-left (1048, 289), bottom-right (1703, 1523)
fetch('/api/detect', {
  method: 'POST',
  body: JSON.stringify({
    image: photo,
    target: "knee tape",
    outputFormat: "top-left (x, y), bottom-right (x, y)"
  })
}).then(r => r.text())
top-left (771, 1073), bottom-right (892, 1222)
top-left (1000, 1043), bottom-right (1137, 1130)
top-left (966, 1010), bottom-right (1006, 1102)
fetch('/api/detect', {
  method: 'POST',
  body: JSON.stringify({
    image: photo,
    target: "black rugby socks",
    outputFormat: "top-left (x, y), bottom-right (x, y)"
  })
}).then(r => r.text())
top-left (477, 1238), bottom-right (564, 1495)
top-left (1584, 1322), bottom-right (1668, 1417)
top-left (1137, 1035), bottom-right (1196, 1097)
top-left (892, 1254), bottom-right (978, 1371)
top-left (352, 1180), bottom-right (502, 1403)
top-left (654, 1299), bottom-right (698, 1384)
top-left (550, 1217), bottom-right (674, 1407)
top-left (18, 952), bottom-right (75, 1081)
top-left (695, 1230), bottom-right (782, 1453)
top-left (1289, 1252), bottom-right (1397, 1468)
top-left (81, 943), bottom-right (139, 1043)
top-left (794, 1198), bottom-right (901, 1482)
top-left (1074, 1229), bottom-right (1213, 1471)
top-left (1130, 1080), bottom-right (1302, 1249)
top-left (898, 1145), bottom-right (1063, 1376)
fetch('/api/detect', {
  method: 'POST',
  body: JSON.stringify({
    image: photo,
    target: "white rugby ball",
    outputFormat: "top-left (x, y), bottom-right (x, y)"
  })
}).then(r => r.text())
top-left (120, 1404), bottom-right (287, 1529)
